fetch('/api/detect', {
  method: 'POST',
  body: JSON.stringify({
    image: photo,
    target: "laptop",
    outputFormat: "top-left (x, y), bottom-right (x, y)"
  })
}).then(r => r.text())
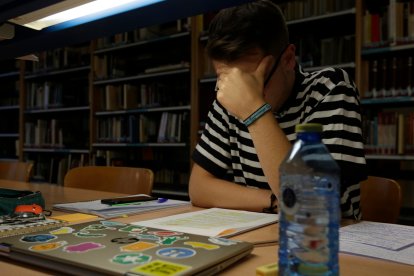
top-left (0, 220), bottom-right (253, 276)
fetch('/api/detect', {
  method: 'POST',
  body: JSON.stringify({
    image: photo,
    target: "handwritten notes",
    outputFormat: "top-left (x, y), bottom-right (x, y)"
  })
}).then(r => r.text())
top-left (340, 221), bottom-right (414, 265)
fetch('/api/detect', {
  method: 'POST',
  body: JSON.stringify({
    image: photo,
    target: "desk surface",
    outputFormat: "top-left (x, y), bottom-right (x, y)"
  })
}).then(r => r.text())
top-left (0, 180), bottom-right (413, 275)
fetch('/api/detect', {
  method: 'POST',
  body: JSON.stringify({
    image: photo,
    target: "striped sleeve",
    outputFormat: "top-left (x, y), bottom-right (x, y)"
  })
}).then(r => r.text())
top-left (192, 101), bottom-right (232, 178)
top-left (301, 68), bottom-right (367, 218)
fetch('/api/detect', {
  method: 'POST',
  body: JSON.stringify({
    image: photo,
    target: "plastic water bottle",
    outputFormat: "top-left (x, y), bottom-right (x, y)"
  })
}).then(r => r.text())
top-left (278, 123), bottom-right (340, 276)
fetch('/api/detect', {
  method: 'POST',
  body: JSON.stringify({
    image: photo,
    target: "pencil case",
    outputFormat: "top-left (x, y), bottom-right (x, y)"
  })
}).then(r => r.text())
top-left (0, 188), bottom-right (45, 216)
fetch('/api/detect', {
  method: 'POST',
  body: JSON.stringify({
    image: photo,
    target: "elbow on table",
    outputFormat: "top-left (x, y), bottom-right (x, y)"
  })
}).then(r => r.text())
top-left (188, 165), bottom-right (212, 208)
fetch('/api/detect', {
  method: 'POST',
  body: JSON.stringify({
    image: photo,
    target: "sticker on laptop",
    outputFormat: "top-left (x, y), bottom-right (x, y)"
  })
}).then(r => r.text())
top-left (74, 231), bottom-right (107, 238)
top-left (148, 231), bottom-right (184, 237)
top-left (29, 241), bottom-right (68, 252)
top-left (111, 237), bottom-right (140, 244)
top-left (20, 234), bottom-right (57, 243)
top-left (119, 225), bottom-right (147, 233)
top-left (208, 237), bottom-right (238, 246)
top-left (63, 242), bottom-right (105, 253)
top-left (121, 241), bottom-right (158, 252)
top-left (156, 247), bottom-right (196, 259)
top-left (50, 226), bottom-right (75, 235)
top-left (100, 221), bottom-right (126, 227)
top-left (184, 241), bottom-right (219, 250)
top-left (111, 253), bottom-right (152, 265)
top-left (130, 260), bottom-right (192, 276)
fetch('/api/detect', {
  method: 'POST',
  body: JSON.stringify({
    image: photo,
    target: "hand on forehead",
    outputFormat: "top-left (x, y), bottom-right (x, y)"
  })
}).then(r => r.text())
top-left (214, 54), bottom-right (275, 84)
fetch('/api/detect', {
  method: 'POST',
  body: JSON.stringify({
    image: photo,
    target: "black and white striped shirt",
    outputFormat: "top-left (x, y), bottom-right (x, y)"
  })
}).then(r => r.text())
top-left (193, 65), bottom-right (367, 219)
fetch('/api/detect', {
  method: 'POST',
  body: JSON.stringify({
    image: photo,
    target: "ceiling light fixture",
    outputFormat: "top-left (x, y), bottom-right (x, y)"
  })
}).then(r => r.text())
top-left (9, 0), bottom-right (163, 31)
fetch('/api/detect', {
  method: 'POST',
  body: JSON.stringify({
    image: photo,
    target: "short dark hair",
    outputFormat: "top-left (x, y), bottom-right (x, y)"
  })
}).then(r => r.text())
top-left (206, 0), bottom-right (289, 62)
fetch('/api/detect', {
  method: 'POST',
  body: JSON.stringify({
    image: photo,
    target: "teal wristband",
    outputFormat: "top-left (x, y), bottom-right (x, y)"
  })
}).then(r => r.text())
top-left (243, 103), bottom-right (272, 127)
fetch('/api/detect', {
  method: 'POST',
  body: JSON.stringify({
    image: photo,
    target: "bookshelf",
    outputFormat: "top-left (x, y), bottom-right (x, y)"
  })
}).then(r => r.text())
top-left (90, 19), bottom-right (192, 198)
top-left (0, 18), bottom-right (194, 198)
top-left (281, 1), bottom-right (356, 74)
top-left (358, 0), bottom-right (414, 223)
top-left (0, 59), bottom-right (20, 160)
top-left (21, 43), bottom-right (91, 184)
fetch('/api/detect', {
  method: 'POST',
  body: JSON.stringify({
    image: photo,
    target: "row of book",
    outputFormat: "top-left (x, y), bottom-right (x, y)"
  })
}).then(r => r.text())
top-left (96, 115), bottom-right (155, 144)
top-left (279, 0), bottom-right (355, 21)
top-left (95, 19), bottom-right (190, 50)
top-left (28, 45), bottom-right (90, 73)
top-left (24, 119), bottom-right (88, 149)
top-left (26, 146), bottom-right (190, 185)
top-left (363, 0), bottom-right (414, 48)
top-left (365, 55), bottom-right (413, 98)
top-left (27, 153), bottom-right (89, 184)
top-left (93, 54), bottom-right (190, 81)
top-left (0, 139), bottom-right (18, 160)
top-left (295, 34), bottom-right (355, 67)
top-left (98, 82), bottom-right (188, 111)
top-left (95, 112), bottom-right (189, 144)
top-left (363, 111), bottom-right (414, 155)
top-left (0, 95), bottom-right (18, 107)
top-left (201, 34), bottom-right (356, 74)
top-left (0, 80), bottom-right (18, 106)
top-left (93, 149), bottom-right (190, 186)
top-left (154, 168), bottom-right (190, 187)
top-left (25, 81), bottom-right (88, 109)
top-left (0, 115), bottom-right (18, 133)
top-left (93, 55), bottom-right (130, 80)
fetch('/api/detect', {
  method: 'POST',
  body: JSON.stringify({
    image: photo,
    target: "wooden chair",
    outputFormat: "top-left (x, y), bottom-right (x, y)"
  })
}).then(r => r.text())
top-left (0, 161), bottom-right (33, 182)
top-left (360, 176), bottom-right (402, 224)
top-left (63, 166), bottom-right (154, 195)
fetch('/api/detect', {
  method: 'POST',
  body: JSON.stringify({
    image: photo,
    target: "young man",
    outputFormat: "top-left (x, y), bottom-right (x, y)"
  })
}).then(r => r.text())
top-left (189, 0), bottom-right (367, 219)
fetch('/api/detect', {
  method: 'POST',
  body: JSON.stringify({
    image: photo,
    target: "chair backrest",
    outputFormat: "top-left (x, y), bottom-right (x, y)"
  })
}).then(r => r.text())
top-left (0, 161), bottom-right (33, 182)
top-left (360, 176), bottom-right (402, 224)
top-left (63, 166), bottom-right (154, 195)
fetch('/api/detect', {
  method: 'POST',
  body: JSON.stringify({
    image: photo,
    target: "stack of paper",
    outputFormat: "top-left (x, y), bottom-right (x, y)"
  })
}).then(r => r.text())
top-left (132, 208), bottom-right (279, 237)
top-left (53, 197), bottom-right (190, 218)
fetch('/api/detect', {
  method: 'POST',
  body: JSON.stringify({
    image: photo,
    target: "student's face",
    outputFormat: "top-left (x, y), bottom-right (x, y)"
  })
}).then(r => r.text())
top-left (213, 46), bottom-right (294, 112)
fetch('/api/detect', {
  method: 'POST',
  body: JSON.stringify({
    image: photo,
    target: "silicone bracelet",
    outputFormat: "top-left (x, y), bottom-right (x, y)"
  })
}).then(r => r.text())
top-left (243, 103), bottom-right (272, 127)
top-left (263, 193), bottom-right (278, 214)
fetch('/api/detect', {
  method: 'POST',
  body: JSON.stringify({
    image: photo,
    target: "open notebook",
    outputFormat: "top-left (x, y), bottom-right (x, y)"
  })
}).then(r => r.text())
top-left (0, 219), bottom-right (253, 276)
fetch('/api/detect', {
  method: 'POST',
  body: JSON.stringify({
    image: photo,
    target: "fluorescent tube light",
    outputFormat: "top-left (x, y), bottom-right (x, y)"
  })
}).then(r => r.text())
top-left (9, 0), bottom-right (163, 31)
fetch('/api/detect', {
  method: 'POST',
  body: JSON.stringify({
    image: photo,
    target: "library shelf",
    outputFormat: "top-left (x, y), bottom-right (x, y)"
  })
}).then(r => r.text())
top-left (23, 148), bottom-right (90, 154)
top-left (366, 155), bottom-right (414, 161)
top-left (92, 143), bottom-right (187, 148)
top-left (286, 7), bottom-right (356, 25)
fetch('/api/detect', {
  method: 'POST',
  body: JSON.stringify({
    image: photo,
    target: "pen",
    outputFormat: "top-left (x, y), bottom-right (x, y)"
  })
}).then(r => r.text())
top-left (252, 239), bottom-right (279, 247)
top-left (111, 202), bottom-right (144, 206)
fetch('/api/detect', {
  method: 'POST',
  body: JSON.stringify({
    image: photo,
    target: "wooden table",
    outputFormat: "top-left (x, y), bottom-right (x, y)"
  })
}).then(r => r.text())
top-left (0, 180), bottom-right (413, 275)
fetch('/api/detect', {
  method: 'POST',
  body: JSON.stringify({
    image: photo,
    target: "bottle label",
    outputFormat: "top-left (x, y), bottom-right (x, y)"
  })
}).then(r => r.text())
top-left (281, 186), bottom-right (299, 216)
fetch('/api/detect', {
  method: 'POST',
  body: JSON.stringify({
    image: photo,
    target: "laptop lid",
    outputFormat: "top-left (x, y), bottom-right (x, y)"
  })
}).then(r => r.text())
top-left (0, 220), bottom-right (253, 275)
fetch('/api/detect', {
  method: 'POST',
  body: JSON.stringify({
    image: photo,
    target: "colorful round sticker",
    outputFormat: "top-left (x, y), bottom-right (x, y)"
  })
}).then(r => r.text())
top-left (156, 247), bottom-right (196, 259)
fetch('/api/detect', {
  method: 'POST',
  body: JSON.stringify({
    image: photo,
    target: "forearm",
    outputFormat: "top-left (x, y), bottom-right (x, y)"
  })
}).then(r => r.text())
top-left (247, 111), bottom-right (291, 197)
top-left (189, 164), bottom-right (271, 212)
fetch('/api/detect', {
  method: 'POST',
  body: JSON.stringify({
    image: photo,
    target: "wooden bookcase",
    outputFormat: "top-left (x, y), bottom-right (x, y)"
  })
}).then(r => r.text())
top-left (0, 59), bottom-right (20, 161)
top-left (20, 42), bottom-right (91, 184)
top-left (90, 19), bottom-right (192, 198)
top-left (357, 0), bottom-right (414, 224)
